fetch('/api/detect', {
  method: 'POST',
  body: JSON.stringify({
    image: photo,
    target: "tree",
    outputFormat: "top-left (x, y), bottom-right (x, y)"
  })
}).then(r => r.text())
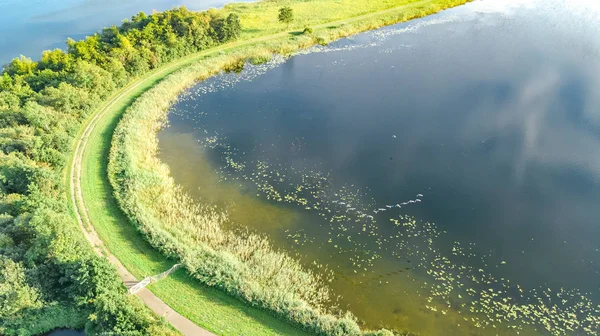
top-left (38, 49), bottom-right (73, 72)
top-left (40, 82), bottom-right (92, 118)
top-left (210, 13), bottom-right (242, 42)
top-left (24, 69), bottom-right (63, 92)
top-left (66, 35), bottom-right (105, 65)
top-left (225, 14), bottom-right (242, 40)
top-left (131, 11), bottom-right (148, 23)
top-left (0, 92), bottom-right (20, 111)
top-left (4, 56), bottom-right (37, 76)
top-left (0, 257), bottom-right (42, 319)
top-left (0, 73), bottom-right (13, 91)
top-left (278, 7), bottom-right (294, 25)
top-left (0, 6), bottom-right (255, 335)
top-left (68, 61), bottom-right (116, 100)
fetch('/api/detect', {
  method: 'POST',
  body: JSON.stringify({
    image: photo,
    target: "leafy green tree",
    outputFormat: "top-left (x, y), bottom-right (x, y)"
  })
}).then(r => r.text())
top-left (124, 51), bottom-right (151, 76)
top-left (66, 35), bottom-right (105, 65)
top-left (40, 83), bottom-right (93, 118)
top-left (278, 6), bottom-right (294, 25)
top-left (226, 14), bottom-right (242, 40)
top-left (1, 75), bottom-right (33, 100)
top-left (0, 73), bottom-right (13, 90)
top-left (0, 6), bottom-right (253, 335)
top-left (211, 13), bottom-right (242, 42)
top-left (0, 92), bottom-right (20, 111)
top-left (0, 154), bottom-right (40, 195)
top-left (38, 49), bottom-right (73, 72)
top-left (103, 57), bottom-right (129, 87)
top-left (0, 257), bottom-right (42, 319)
top-left (4, 56), bottom-right (37, 76)
top-left (131, 11), bottom-right (148, 23)
top-left (0, 110), bottom-right (26, 129)
top-left (25, 69), bottom-right (63, 92)
top-left (68, 61), bottom-right (115, 100)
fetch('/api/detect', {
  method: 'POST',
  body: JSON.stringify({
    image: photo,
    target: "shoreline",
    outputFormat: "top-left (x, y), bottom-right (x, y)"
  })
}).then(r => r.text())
top-left (97, 0), bottom-right (471, 334)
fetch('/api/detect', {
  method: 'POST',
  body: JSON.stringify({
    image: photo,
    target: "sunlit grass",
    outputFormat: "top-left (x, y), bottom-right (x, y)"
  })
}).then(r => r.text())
top-left (228, 0), bottom-right (439, 38)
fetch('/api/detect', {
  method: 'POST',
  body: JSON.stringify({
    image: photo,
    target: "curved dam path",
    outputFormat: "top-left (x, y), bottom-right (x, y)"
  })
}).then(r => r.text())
top-left (66, 1), bottom-right (465, 334)
top-left (69, 56), bottom-right (217, 336)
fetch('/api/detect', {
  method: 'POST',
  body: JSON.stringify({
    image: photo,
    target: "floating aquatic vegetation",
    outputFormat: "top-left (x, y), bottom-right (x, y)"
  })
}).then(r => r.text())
top-left (163, 15), bottom-right (600, 336)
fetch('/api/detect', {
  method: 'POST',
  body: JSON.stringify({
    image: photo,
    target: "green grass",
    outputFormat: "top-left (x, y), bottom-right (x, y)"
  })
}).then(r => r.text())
top-left (229, 0), bottom-right (441, 38)
top-left (149, 272), bottom-right (315, 335)
top-left (71, 0), bottom-right (471, 334)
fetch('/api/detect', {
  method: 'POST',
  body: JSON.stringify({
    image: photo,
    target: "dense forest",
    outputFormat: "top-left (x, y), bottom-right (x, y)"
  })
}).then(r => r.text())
top-left (0, 7), bottom-right (241, 335)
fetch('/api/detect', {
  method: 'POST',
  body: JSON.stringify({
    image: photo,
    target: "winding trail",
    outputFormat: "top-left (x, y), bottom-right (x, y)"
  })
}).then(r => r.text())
top-left (69, 66), bottom-right (216, 336)
top-left (66, 1), bottom-right (466, 334)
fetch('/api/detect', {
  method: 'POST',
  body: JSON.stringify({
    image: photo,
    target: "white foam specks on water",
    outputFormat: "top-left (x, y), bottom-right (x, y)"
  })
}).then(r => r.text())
top-left (468, 0), bottom-right (538, 14)
top-left (295, 16), bottom-right (459, 57)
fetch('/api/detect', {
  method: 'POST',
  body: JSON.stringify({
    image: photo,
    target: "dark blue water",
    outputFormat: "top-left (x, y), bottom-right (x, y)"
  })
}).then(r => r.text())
top-left (159, 0), bottom-right (600, 334)
top-left (0, 0), bottom-right (251, 65)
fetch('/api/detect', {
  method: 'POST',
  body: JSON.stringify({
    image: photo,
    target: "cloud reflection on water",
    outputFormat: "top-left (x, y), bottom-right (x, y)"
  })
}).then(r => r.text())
top-left (157, 0), bottom-right (600, 333)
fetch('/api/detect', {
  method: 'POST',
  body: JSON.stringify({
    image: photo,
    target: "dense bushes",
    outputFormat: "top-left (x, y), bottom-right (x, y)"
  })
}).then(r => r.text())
top-left (0, 6), bottom-right (241, 335)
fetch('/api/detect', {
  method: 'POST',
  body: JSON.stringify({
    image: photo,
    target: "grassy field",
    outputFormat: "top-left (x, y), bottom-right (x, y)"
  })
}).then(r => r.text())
top-left (71, 0), bottom-right (471, 334)
top-left (229, 0), bottom-right (434, 37)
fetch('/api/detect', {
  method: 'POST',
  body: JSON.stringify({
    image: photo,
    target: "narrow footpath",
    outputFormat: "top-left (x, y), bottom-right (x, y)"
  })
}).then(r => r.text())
top-left (69, 71), bottom-right (216, 336)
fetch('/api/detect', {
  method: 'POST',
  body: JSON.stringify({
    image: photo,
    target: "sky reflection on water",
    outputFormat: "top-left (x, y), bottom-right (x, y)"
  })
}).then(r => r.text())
top-left (159, 1), bottom-right (600, 334)
top-left (0, 0), bottom-right (251, 65)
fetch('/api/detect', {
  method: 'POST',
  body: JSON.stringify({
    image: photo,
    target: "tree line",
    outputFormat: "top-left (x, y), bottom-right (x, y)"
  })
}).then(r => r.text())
top-left (0, 7), bottom-right (240, 335)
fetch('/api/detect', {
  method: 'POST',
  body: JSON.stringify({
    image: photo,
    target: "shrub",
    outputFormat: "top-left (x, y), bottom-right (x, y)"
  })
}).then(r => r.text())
top-left (278, 6), bottom-right (294, 24)
top-left (223, 58), bottom-right (246, 73)
top-left (248, 53), bottom-right (273, 65)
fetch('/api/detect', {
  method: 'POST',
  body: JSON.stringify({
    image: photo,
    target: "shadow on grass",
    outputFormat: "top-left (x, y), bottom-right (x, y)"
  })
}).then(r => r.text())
top-left (94, 82), bottom-right (173, 274)
top-left (243, 28), bottom-right (262, 34)
top-left (150, 270), bottom-right (312, 335)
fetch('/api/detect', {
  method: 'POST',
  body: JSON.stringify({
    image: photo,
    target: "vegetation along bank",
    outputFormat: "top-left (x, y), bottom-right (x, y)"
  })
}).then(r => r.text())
top-left (106, 0), bottom-right (471, 335)
top-left (0, 0), bottom-right (470, 335)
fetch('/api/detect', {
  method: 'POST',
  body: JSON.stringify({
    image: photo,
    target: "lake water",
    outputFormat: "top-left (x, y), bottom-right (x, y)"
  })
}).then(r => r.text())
top-left (159, 0), bottom-right (600, 335)
top-left (0, 0), bottom-right (251, 65)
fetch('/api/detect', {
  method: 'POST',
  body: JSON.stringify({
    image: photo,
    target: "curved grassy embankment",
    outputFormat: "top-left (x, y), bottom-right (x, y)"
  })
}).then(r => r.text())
top-left (77, 0), bottom-right (471, 334)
